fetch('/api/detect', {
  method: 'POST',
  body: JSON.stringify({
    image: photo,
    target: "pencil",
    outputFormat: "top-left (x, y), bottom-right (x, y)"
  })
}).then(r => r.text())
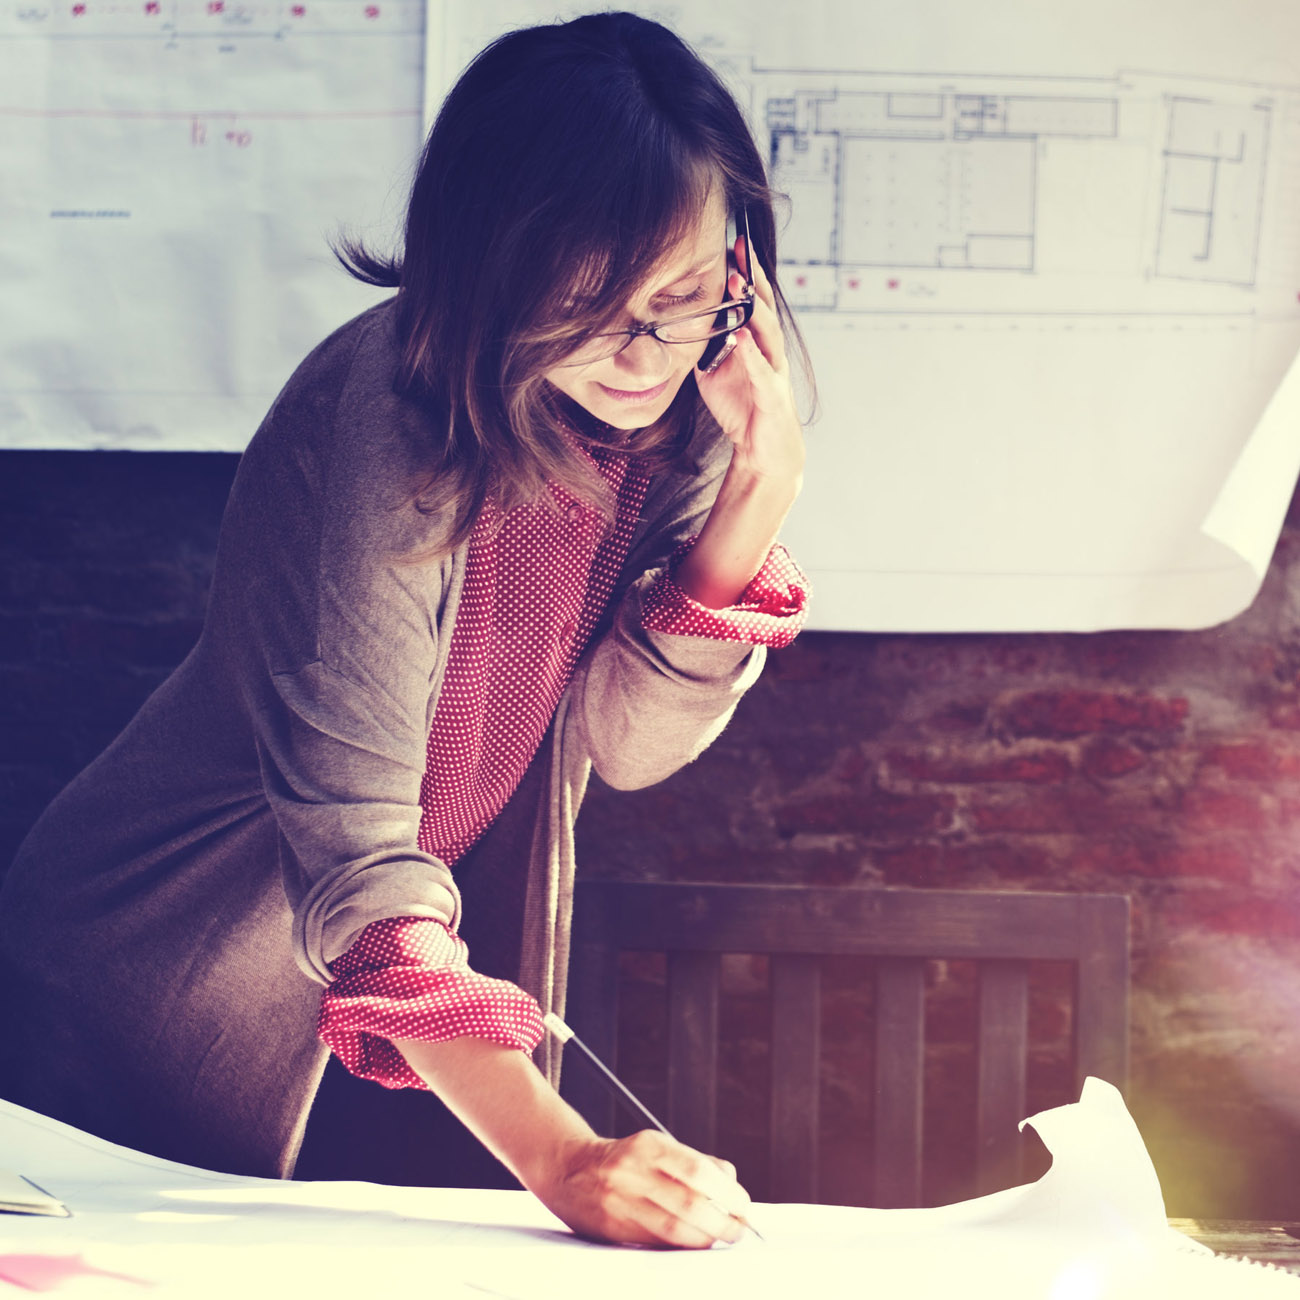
top-left (542, 1011), bottom-right (763, 1241)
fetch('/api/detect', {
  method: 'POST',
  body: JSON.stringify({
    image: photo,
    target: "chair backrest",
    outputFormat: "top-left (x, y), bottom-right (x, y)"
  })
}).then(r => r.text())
top-left (562, 882), bottom-right (1129, 1207)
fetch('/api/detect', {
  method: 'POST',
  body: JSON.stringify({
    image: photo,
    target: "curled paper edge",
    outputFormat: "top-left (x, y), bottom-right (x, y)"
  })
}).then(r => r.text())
top-left (1200, 342), bottom-right (1300, 586)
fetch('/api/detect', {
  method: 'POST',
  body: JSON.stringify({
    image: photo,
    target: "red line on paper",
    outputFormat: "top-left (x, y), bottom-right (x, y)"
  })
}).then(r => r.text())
top-left (0, 107), bottom-right (419, 119)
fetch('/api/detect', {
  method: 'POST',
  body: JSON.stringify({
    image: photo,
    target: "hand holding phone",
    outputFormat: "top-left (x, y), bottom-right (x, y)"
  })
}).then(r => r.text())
top-left (697, 208), bottom-right (756, 373)
top-left (691, 202), bottom-right (802, 494)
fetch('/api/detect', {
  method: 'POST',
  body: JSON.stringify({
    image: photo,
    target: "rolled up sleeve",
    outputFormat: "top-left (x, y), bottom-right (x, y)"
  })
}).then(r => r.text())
top-left (318, 918), bottom-right (544, 1089)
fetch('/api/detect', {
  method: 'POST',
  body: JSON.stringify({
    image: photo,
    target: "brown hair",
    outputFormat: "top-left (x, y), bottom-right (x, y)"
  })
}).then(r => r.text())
top-left (335, 11), bottom-right (809, 552)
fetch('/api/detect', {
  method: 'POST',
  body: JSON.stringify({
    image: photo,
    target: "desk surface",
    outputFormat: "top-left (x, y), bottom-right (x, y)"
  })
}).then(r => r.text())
top-left (1173, 1219), bottom-right (1300, 1276)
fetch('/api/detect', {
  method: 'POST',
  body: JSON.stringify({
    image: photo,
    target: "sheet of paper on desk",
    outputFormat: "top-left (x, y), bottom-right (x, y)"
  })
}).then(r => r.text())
top-left (1, 1078), bottom-right (1296, 1298)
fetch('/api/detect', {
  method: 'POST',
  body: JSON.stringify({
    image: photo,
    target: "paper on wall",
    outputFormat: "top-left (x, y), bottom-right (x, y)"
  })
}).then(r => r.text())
top-left (1202, 345), bottom-right (1300, 584)
top-left (431, 0), bottom-right (1300, 633)
top-left (0, 0), bottom-right (420, 451)
top-left (4, 0), bottom-right (1300, 633)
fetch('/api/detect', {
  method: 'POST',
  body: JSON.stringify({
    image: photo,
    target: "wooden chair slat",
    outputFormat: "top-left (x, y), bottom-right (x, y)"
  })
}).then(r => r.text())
top-left (1074, 896), bottom-right (1131, 1093)
top-left (598, 883), bottom-right (1113, 960)
top-left (873, 956), bottom-right (926, 1208)
top-left (976, 959), bottom-right (1029, 1194)
top-left (769, 953), bottom-right (821, 1203)
top-left (560, 892), bottom-right (620, 1136)
top-left (666, 949), bottom-right (720, 1153)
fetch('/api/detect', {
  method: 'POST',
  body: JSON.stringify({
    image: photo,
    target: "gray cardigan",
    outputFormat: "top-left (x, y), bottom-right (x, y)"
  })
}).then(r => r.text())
top-left (0, 301), bottom-right (766, 1179)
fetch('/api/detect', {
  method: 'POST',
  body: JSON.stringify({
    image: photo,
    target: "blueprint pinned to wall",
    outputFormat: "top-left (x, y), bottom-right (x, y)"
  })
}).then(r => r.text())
top-left (431, 0), bottom-right (1300, 631)
top-left (0, 0), bottom-right (422, 451)
top-left (4, 1), bottom-right (1299, 632)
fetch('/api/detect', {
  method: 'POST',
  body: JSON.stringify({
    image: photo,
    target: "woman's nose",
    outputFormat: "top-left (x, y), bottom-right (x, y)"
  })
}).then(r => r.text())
top-left (613, 331), bottom-right (667, 379)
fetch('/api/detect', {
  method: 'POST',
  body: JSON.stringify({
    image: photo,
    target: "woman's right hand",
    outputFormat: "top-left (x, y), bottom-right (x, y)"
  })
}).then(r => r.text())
top-left (532, 1130), bottom-right (752, 1248)
top-left (395, 1034), bottom-right (751, 1248)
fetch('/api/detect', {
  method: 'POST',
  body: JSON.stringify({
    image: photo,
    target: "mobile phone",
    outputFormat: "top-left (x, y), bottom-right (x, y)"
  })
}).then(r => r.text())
top-left (697, 208), bottom-right (751, 374)
top-left (697, 326), bottom-right (739, 374)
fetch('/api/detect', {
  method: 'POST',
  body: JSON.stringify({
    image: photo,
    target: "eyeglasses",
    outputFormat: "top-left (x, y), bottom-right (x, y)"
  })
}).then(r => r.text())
top-left (556, 207), bottom-right (756, 367)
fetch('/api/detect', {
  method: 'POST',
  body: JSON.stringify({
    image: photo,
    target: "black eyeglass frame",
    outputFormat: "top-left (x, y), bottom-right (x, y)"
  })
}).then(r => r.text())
top-left (555, 207), bottom-right (757, 367)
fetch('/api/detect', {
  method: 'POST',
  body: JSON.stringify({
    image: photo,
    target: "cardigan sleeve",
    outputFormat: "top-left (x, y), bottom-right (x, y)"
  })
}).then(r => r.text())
top-left (208, 304), bottom-right (464, 986)
top-left (566, 416), bottom-right (808, 792)
top-left (318, 918), bottom-right (544, 1087)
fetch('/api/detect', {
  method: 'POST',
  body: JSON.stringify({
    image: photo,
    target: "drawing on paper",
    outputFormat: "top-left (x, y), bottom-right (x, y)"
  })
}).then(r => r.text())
top-left (3, 0), bottom-right (422, 48)
top-left (1, 0), bottom-right (423, 448)
top-left (769, 89), bottom-right (1117, 298)
top-left (1155, 96), bottom-right (1270, 288)
top-left (727, 62), bottom-right (1281, 317)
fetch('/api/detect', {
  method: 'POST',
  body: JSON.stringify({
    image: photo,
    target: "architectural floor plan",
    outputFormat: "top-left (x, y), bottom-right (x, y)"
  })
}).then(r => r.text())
top-left (750, 67), bottom-right (1280, 321)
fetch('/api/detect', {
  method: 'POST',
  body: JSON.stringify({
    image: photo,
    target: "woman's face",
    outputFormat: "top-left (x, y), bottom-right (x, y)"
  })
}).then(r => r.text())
top-left (544, 188), bottom-right (729, 430)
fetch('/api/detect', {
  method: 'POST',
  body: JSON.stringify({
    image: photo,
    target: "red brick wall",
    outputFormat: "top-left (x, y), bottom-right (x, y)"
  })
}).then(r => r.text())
top-left (3, 451), bottom-right (1298, 1215)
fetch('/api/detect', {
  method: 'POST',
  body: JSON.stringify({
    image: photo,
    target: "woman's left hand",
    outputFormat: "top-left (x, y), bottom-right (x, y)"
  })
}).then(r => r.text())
top-left (672, 234), bottom-right (806, 610)
top-left (694, 235), bottom-right (805, 496)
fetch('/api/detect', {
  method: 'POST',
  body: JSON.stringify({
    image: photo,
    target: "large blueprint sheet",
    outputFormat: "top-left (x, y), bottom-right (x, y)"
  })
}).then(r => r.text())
top-left (1, 0), bottom-right (422, 451)
top-left (4, 2), bottom-right (1299, 631)
top-left (2, 1080), bottom-right (1297, 1297)
top-left (432, 0), bottom-right (1300, 632)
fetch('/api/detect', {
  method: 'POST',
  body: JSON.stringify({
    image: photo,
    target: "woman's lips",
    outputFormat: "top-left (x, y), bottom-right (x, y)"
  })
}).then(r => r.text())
top-left (596, 378), bottom-right (670, 403)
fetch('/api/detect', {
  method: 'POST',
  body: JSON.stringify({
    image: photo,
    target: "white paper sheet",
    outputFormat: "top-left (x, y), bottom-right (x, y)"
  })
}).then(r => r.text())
top-left (0, 2), bottom-right (421, 451)
top-left (2, 1080), bottom-right (1297, 1298)
top-left (428, 0), bottom-right (1300, 633)
top-left (6, 1), bottom-right (1300, 632)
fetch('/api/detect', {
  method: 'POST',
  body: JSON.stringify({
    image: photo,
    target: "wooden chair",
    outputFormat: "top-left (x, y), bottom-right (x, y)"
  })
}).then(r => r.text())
top-left (561, 882), bottom-right (1129, 1207)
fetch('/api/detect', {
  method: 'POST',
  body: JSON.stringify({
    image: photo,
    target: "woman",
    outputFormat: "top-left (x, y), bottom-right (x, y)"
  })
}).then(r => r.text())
top-left (0, 11), bottom-right (809, 1248)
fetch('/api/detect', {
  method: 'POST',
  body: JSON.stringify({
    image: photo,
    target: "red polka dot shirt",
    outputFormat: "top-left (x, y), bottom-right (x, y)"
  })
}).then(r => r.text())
top-left (318, 442), bottom-right (808, 1090)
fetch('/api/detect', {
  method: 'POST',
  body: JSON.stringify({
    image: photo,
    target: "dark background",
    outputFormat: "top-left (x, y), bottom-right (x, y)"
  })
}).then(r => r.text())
top-left (4, 448), bottom-right (1299, 1215)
